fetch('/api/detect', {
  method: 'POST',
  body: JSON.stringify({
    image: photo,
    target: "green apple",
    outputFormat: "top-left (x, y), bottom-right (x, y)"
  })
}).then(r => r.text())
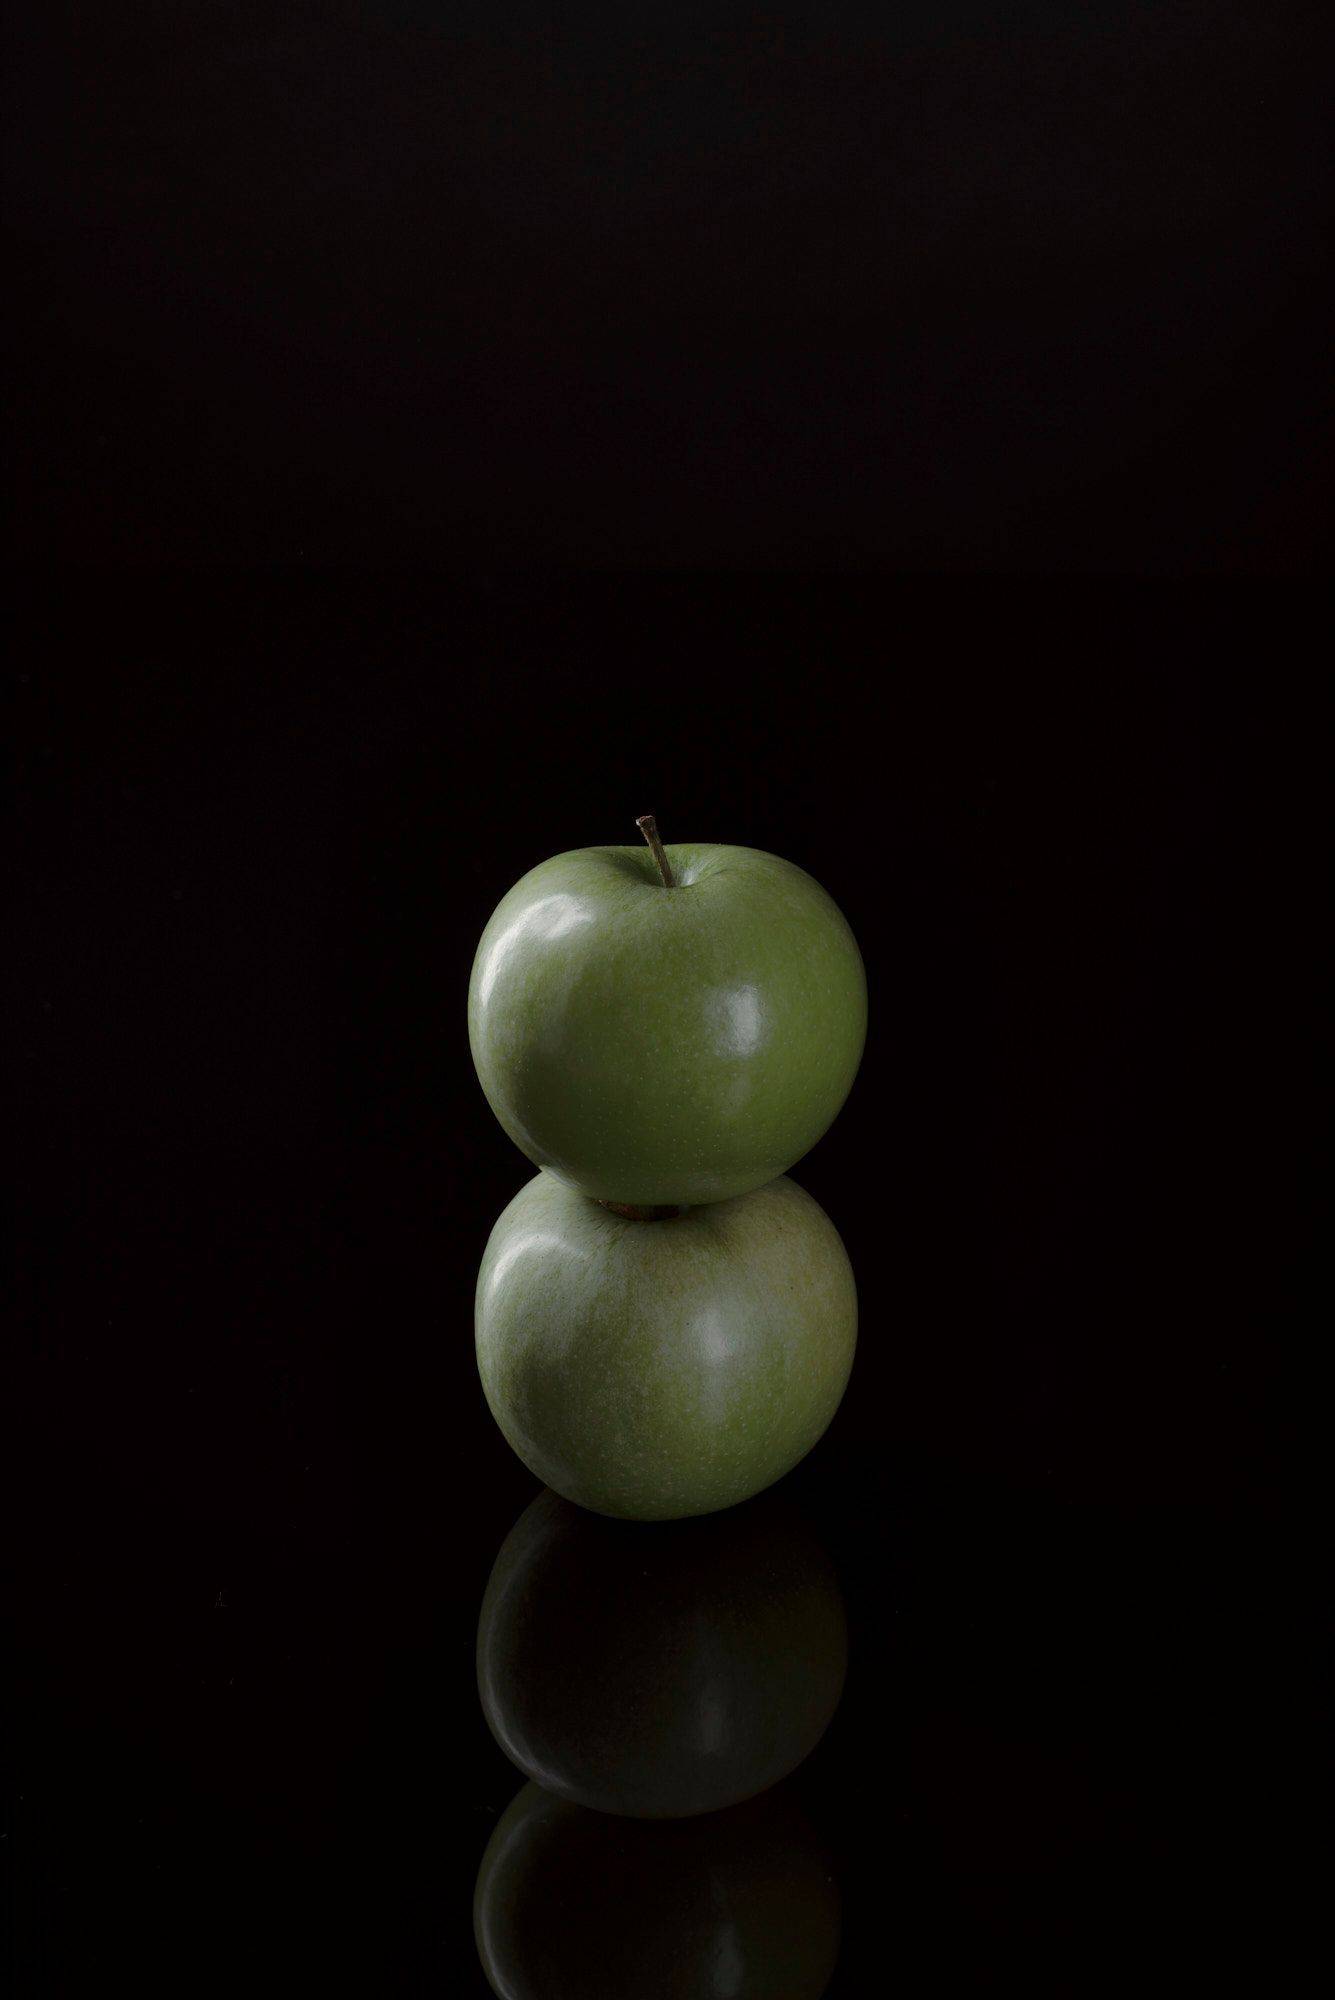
top-left (468, 823), bottom-right (866, 1206)
top-left (475, 1170), bottom-right (857, 1520)
top-left (477, 1489), bottom-right (847, 1817)
top-left (474, 1781), bottom-right (841, 2000)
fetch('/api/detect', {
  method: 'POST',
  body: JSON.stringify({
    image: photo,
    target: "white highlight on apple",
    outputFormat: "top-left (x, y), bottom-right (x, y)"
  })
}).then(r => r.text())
top-left (476, 893), bottom-right (595, 1009)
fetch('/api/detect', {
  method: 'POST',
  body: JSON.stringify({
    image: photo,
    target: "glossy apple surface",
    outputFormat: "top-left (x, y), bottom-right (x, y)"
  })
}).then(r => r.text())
top-left (474, 1781), bottom-right (841, 2000)
top-left (475, 1171), bottom-right (857, 1519)
top-left (477, 1489), bottom-right (847, 1816)
top-left (468, 842), bottom-right (866, 1206)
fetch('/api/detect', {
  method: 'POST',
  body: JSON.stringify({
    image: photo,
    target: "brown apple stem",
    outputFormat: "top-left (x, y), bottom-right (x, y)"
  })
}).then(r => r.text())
top-left (636, 814), bottom-right (675, 888)
top-left (598, 1200), bottom-right (686, 1222)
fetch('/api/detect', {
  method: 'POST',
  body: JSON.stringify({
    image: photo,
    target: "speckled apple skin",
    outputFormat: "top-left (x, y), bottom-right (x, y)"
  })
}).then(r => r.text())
top-left (475, 1171), bottom-right (857, 1520)
top-left (467, 843), bottom-right (866, 1207)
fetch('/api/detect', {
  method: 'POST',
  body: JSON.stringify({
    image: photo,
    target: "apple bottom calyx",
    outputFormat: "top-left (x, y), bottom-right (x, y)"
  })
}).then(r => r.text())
top-left (596, 1199), bottom-right (688, 1223)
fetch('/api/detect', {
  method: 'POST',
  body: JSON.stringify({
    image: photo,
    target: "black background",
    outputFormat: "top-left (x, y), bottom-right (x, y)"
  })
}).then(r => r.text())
top-left (5, 0), bottom-right (1326, 1990)
top-left (9, 612), bottom-right (1319, 1992)
top-left (3, 3), bottom-right (1333, 572)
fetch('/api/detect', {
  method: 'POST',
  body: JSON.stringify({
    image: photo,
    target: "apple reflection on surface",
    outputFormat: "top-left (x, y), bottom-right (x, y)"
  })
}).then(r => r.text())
top-left (475, 1781), bottom-right (841, 2000)
top-left (473, 1488), bottom-right (846, 1997)
top-left (476, 1487), bottom-right (848, 1818)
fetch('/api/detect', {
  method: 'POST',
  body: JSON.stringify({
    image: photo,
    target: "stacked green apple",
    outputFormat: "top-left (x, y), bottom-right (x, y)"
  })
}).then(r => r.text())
top-left (469, 817), bottom-right (865, 1520)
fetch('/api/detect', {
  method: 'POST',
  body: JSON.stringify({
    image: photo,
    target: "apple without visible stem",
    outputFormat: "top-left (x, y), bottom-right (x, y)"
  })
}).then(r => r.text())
top-left (477, 1489), bottom-right (848, 1817)
top-left (475, 1170), bottom-right (857, 1520)
top-left (468, 824), bottom-right (866, 1207)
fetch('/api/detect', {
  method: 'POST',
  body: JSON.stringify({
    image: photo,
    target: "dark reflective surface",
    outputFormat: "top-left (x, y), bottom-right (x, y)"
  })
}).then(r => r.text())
top-left (475, 1781), bottom-right (841, 2000)
top-left (477, 1488), bottom-right (848, 1817)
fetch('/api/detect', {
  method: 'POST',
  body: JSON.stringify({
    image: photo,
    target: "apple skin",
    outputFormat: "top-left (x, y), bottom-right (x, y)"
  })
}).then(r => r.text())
top-left (474, 1781), bottom-right (841, 2000)
top-left (468, 842), bottom-right (866, 1206)
top-left (475, 1171), bottom-right (857, 1520)
top-left (477, 1489), bottom-right (847, 1817)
